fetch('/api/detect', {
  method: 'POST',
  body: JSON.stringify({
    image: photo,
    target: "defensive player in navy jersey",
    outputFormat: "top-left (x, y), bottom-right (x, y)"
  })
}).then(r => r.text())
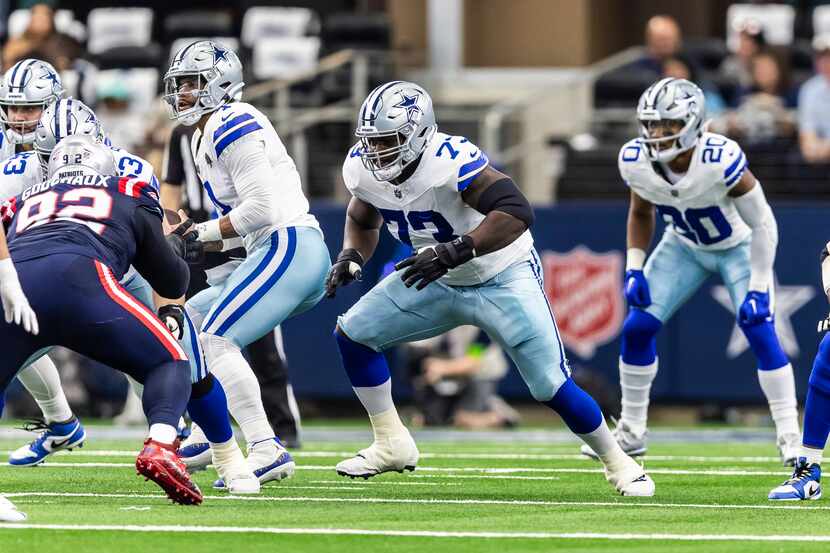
top-left (0, 135), bottom-right (203, 504)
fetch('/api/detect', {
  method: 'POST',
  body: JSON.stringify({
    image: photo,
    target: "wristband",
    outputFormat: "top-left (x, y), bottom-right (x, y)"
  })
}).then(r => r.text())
top-left (626, 248), bottom-right (646, 271)
top-left (196, 219), bottom-right (222, 243)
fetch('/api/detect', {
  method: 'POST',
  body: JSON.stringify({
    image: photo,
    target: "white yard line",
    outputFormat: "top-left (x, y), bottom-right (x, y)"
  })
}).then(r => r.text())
top-left (7, 492), bottom-right (829, 512)
top-left (34, 450), bottom-right (784, 464)
top-left (2, 462), bottom-right (789, 476)
top-left (0, 523), bottom-right (829, 542)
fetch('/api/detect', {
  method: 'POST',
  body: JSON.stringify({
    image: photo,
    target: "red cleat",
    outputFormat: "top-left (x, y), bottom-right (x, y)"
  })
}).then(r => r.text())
top-left (136, 438), bottom-right (203, 505)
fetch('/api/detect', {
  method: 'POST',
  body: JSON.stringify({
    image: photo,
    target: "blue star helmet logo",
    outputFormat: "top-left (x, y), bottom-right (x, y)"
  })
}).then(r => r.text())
top-left (212, 45), bottom-right (230, 64)
top-left (42, 69), bottom-right (60, 88)
top-left (393, 92), bottom-right (421, 122)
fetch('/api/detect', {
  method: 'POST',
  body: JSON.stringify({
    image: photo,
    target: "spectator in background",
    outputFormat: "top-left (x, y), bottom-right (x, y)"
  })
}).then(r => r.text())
top-left (406, 327), bottom-right (519, 430)
top-left (720, 19), bottom-right (766, 89)
top-left (2, 2), bottom-right (56, 69)
top-left (662, 53), bottom-right (727, 116)
top-left (632, 15), bottom-right (683, 77)
top-left (798, 34), bottom-right (830, 164)
top-left (715, 50), bottom-right (796, 144)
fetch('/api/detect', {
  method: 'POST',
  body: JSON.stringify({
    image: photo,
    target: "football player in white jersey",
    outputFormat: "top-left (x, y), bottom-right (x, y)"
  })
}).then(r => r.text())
top-left (325, 80), bottom-right (654, 496)
top-left (579, 78), bottom-right (800, 464)
top-left (0, 99), bottom-right (260, 493)
top-left (163, 40), bottom-right (330, 487)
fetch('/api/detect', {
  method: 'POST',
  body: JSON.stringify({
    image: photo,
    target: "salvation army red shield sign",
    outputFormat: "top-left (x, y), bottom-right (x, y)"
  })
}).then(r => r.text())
top-left (541, 247), bottom-right (624, 358)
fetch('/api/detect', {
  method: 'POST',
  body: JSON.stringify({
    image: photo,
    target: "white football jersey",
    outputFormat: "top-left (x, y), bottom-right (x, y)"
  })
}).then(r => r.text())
top-left (0, 144), bottom-right (158, 200)
top-left (0, 131), bottom-right (16, 161)
top-left (191, 101), bottom-right (318, 252)
top-left (343, 132), bottom-right (533, 286)
top-left (619, 132), bottom-right (751, 251)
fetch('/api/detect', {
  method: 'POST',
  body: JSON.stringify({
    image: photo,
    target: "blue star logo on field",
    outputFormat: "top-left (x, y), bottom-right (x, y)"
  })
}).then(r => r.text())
top-left (212, 45), bottom-right (230, 64)
top-left (393, 93), bottom-right (421, 122)
top-left (712, 278), bottom-right (815, 358)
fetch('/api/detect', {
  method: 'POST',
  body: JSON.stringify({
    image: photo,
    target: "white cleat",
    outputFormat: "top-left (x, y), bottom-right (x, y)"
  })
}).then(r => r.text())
top-left (336, 433), bottom-right (419, 479)
top-left (778, 433), bottom-right (801, 467)
top-left (0, 495), bottom-right (26, 522)
top-left (214, 438), bottom-right (295, 490)
top-left (211, 443), bottom-right (260, 495)
top-left (604, 456), bottom-right (655, 497)
top-left (177, 424), bottom-right (211, 472)
top-left (581, 419), bottom-right (647, 460)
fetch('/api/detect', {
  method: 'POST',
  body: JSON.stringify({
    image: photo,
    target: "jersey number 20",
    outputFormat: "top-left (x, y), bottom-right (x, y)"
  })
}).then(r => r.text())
top-left (16, 188), bottom-right (113, 236)
top-left (655, 204), bottom-right (732, 245)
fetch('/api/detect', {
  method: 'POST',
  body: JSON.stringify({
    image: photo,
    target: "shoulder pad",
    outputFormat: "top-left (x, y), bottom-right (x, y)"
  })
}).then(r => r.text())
top-left (114, 176), bottom-right (160, 204)
top-left (428, 135), bottom-right (488, 192)
top-left (209, 102), bottom-right (264, 158)
top-left (698, 133), bottom-right (747, 188)
top-left (342, 142), bottom-right (364, 193)
top-left (617, 139), bottom-right (646, 184)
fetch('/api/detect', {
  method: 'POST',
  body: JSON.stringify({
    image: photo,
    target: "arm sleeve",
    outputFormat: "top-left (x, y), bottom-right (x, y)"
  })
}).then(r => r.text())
top-left (131, 206), bottom-right (190, 298)
top-left (222, 138), bottom-right (283, 236)
top-left (733, 182), bottom-right (778, 292)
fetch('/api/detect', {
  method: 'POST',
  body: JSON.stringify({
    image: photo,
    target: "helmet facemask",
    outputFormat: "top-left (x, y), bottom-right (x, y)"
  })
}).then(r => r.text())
top-left (357, 124), bottom-right (419, 182)
top-left (638, 118), bottom-right (697, 163)
top-left (0, 101), bottom-right (47, 145)
top-left (163, 72), bottom-right (210, 126)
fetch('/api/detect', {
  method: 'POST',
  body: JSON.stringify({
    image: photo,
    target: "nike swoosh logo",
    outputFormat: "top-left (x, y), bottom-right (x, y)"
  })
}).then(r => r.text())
top-left (220, 112), bottom-right (234, 122)
top-left (50, 437), bottom-right (73, 449)
top-left (470, 150), bottom-right (479, 158)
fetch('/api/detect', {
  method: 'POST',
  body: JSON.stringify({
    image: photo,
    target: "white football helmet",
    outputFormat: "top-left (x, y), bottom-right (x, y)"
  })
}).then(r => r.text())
top-left (355, 81), bottom-right (437, 182)
top-left (163, 40), bottom-right (244, 126)
top-left (636, 78), bottom-right (705, 163)
top-left (48, 134), bottom-right (116, 180)
top-left (0, 59), bottom-right (64, 145)
top-left (34, 98), bottom-right (104, 167)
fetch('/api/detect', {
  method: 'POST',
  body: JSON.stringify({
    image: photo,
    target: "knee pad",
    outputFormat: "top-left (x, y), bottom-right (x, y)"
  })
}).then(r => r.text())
top-left (620, 309), bottom-right (661, 366)
top-left (334, 327), bottom-right (390, 388)
top-left (741, 320), bottom-right (788, 371)
top-left (200, 332), bottom-right (241, 362)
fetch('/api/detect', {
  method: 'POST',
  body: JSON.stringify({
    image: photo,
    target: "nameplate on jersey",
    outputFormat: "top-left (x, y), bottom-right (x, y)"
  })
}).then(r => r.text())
top-left (24, 174), bottom-right (106, 200)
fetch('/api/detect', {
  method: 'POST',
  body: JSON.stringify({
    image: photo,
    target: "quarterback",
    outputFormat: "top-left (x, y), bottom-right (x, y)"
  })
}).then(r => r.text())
top-left (581, 78), bottom-right (800, 464)
top-left (326, 80), bottom-right (654, 496)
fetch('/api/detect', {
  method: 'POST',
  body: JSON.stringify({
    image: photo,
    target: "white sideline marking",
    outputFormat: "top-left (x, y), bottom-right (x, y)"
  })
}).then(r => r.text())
top-left (0, 523), bottom-right (829, 541)
top-left (8, 492), bottom-right (830, 512)
top-left (6, 462), bottom-right (789, 476)
top-left (39, 449), bottom-right (784, 464)
top-left (308, 480), bottom-right (459, 487)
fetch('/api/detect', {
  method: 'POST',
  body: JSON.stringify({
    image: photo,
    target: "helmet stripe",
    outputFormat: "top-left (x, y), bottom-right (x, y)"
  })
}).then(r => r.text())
top-left (65, 98), bottom-right (73, 137)
top-left (175, 40), bottom-right (199, 64)
top-left (361, 80), bottom-right (403, 123)
top-left (10, 59), bottom-right (35, 91)
top-left (54, 100), bottom-right (61, 139)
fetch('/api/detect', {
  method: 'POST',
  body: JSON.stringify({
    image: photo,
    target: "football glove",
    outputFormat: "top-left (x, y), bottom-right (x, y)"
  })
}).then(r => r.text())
top-left (738, 290), bottom-right (772, 327)
top-left (395, 236), bottom-right (475, 291)
top-left (325, 248), bottom-right (364, 298)
top-left (158, 304), bottom-right (186, 340)
top-left (624, 269), bottom-right (651, 308)
top-left (166, 220), bottom-right (205, 265)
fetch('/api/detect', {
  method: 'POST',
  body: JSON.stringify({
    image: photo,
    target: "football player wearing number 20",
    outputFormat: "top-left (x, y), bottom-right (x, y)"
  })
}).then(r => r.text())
top-left (582, 78), bottom-right (800, 466)
top-left (326, 81), bottom-right (654, 496)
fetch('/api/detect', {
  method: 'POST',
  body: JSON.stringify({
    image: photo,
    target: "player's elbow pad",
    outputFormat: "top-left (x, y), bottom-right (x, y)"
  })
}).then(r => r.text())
top-left (476, 177), bottom-right (534, 228)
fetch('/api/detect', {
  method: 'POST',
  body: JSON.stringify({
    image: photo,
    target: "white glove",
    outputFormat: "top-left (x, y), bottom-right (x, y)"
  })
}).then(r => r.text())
top-left (0, 258), bottom-right (38, 335)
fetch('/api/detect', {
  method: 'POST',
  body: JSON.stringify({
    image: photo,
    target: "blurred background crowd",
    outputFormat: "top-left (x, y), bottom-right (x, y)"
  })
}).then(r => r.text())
top-left (3, 0), bottom-right (830, 434)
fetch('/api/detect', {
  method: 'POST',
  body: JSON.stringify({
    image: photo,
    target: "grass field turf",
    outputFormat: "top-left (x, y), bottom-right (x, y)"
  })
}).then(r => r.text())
top-left (0, 427), bottom-right (825, 552)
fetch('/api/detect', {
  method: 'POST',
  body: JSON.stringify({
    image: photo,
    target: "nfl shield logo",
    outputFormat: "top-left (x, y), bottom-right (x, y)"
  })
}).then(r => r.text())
top-left (540, 246), bottom-right (625, 359)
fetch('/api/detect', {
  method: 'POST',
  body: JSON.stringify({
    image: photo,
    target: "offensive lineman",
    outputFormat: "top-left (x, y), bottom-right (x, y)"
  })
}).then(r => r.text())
top-left (580, 78), bottom-right (800, 464)
top-left (163, 40), bottom-right (330, 486)
top-left (325, 80), bottom-right (654, 496)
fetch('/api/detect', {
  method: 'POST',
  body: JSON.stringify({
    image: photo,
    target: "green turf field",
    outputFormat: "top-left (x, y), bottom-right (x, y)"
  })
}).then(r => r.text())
top-left (0, 426), bottom-right (825, 552)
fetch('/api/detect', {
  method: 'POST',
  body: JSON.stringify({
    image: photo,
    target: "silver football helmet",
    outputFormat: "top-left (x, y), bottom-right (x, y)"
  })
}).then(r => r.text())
top-left (636, 78), bottom-right (705, 163)
top-left (355, 81), bottom-right (437, 182)
top-left (47, 135), bottom-right (116, 180)
top-left (163, 40), bottom-right (244, 126)
top-left (0, 59), bottom-right (64, 145)
top-left (34, 98), bottom-right (105, 167)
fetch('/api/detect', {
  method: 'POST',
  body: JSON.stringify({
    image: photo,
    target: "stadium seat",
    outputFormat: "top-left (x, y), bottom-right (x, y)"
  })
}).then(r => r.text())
top-left (7, 9), bottom-right (81, 40)
top-left (241, 7), bottom-right (320, 48)
top-left (683, 37), bottom-right (729, 72)
top-left (87, 8), bottom-right (154, 55)
top-left (96, 68), bottom-right (159, 111)
top-left (164, 11), bottom-right (234, 41)
top-left (790, 39), bottom-right (814, 71)
top-left (322, 12), bottom-right (391, 52)
top-left (726, 4), bottom-right (795, 50)
top-left (251, 36), bottom-right (321, 81)
top-left (92, 44), bottom-right (163, 71)
top-left (168, 37), bottom-right (241, 64)
top-left (593, 68), bottom-right (656, 108)
top-left (814, 5), bottom-right (830, 37)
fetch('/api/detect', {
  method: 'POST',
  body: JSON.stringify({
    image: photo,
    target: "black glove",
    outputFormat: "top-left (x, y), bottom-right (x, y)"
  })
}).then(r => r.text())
top-left (166, 226), bottom-right (205, 265)
top-left (158, 304), bottom-right (186, 340)
top-left (325, 248), bottom-right (364, 298)
top-left (395, 236), bottom-right (475, 290)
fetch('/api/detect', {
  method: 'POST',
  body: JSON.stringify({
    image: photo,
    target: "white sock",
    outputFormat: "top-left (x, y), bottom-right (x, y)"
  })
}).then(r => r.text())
top-left (578, 419), bottom-right (628, 468)
top-left (148, 423), bottom-right (177, 445)
top-left (619, 358), bottom-right (658, 436)
top-left (210, 348), bottom-right (274, 445)
top-left (211, 437), bottom-right (250, 478)
top-left (758, 365), bottom-right (800, 438)
top-left (368, 407), bottom-right (408, 442)
top-left (16, 356), bottom-right (73, 423)
top-left (802, 446), bottom-right (823, 466)
top-left (354, 379), bottom-right (394, 416)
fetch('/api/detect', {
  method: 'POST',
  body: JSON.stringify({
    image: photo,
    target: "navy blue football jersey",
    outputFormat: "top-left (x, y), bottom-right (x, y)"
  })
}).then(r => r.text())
top-left (2, 174), bottom-right (162, 280)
